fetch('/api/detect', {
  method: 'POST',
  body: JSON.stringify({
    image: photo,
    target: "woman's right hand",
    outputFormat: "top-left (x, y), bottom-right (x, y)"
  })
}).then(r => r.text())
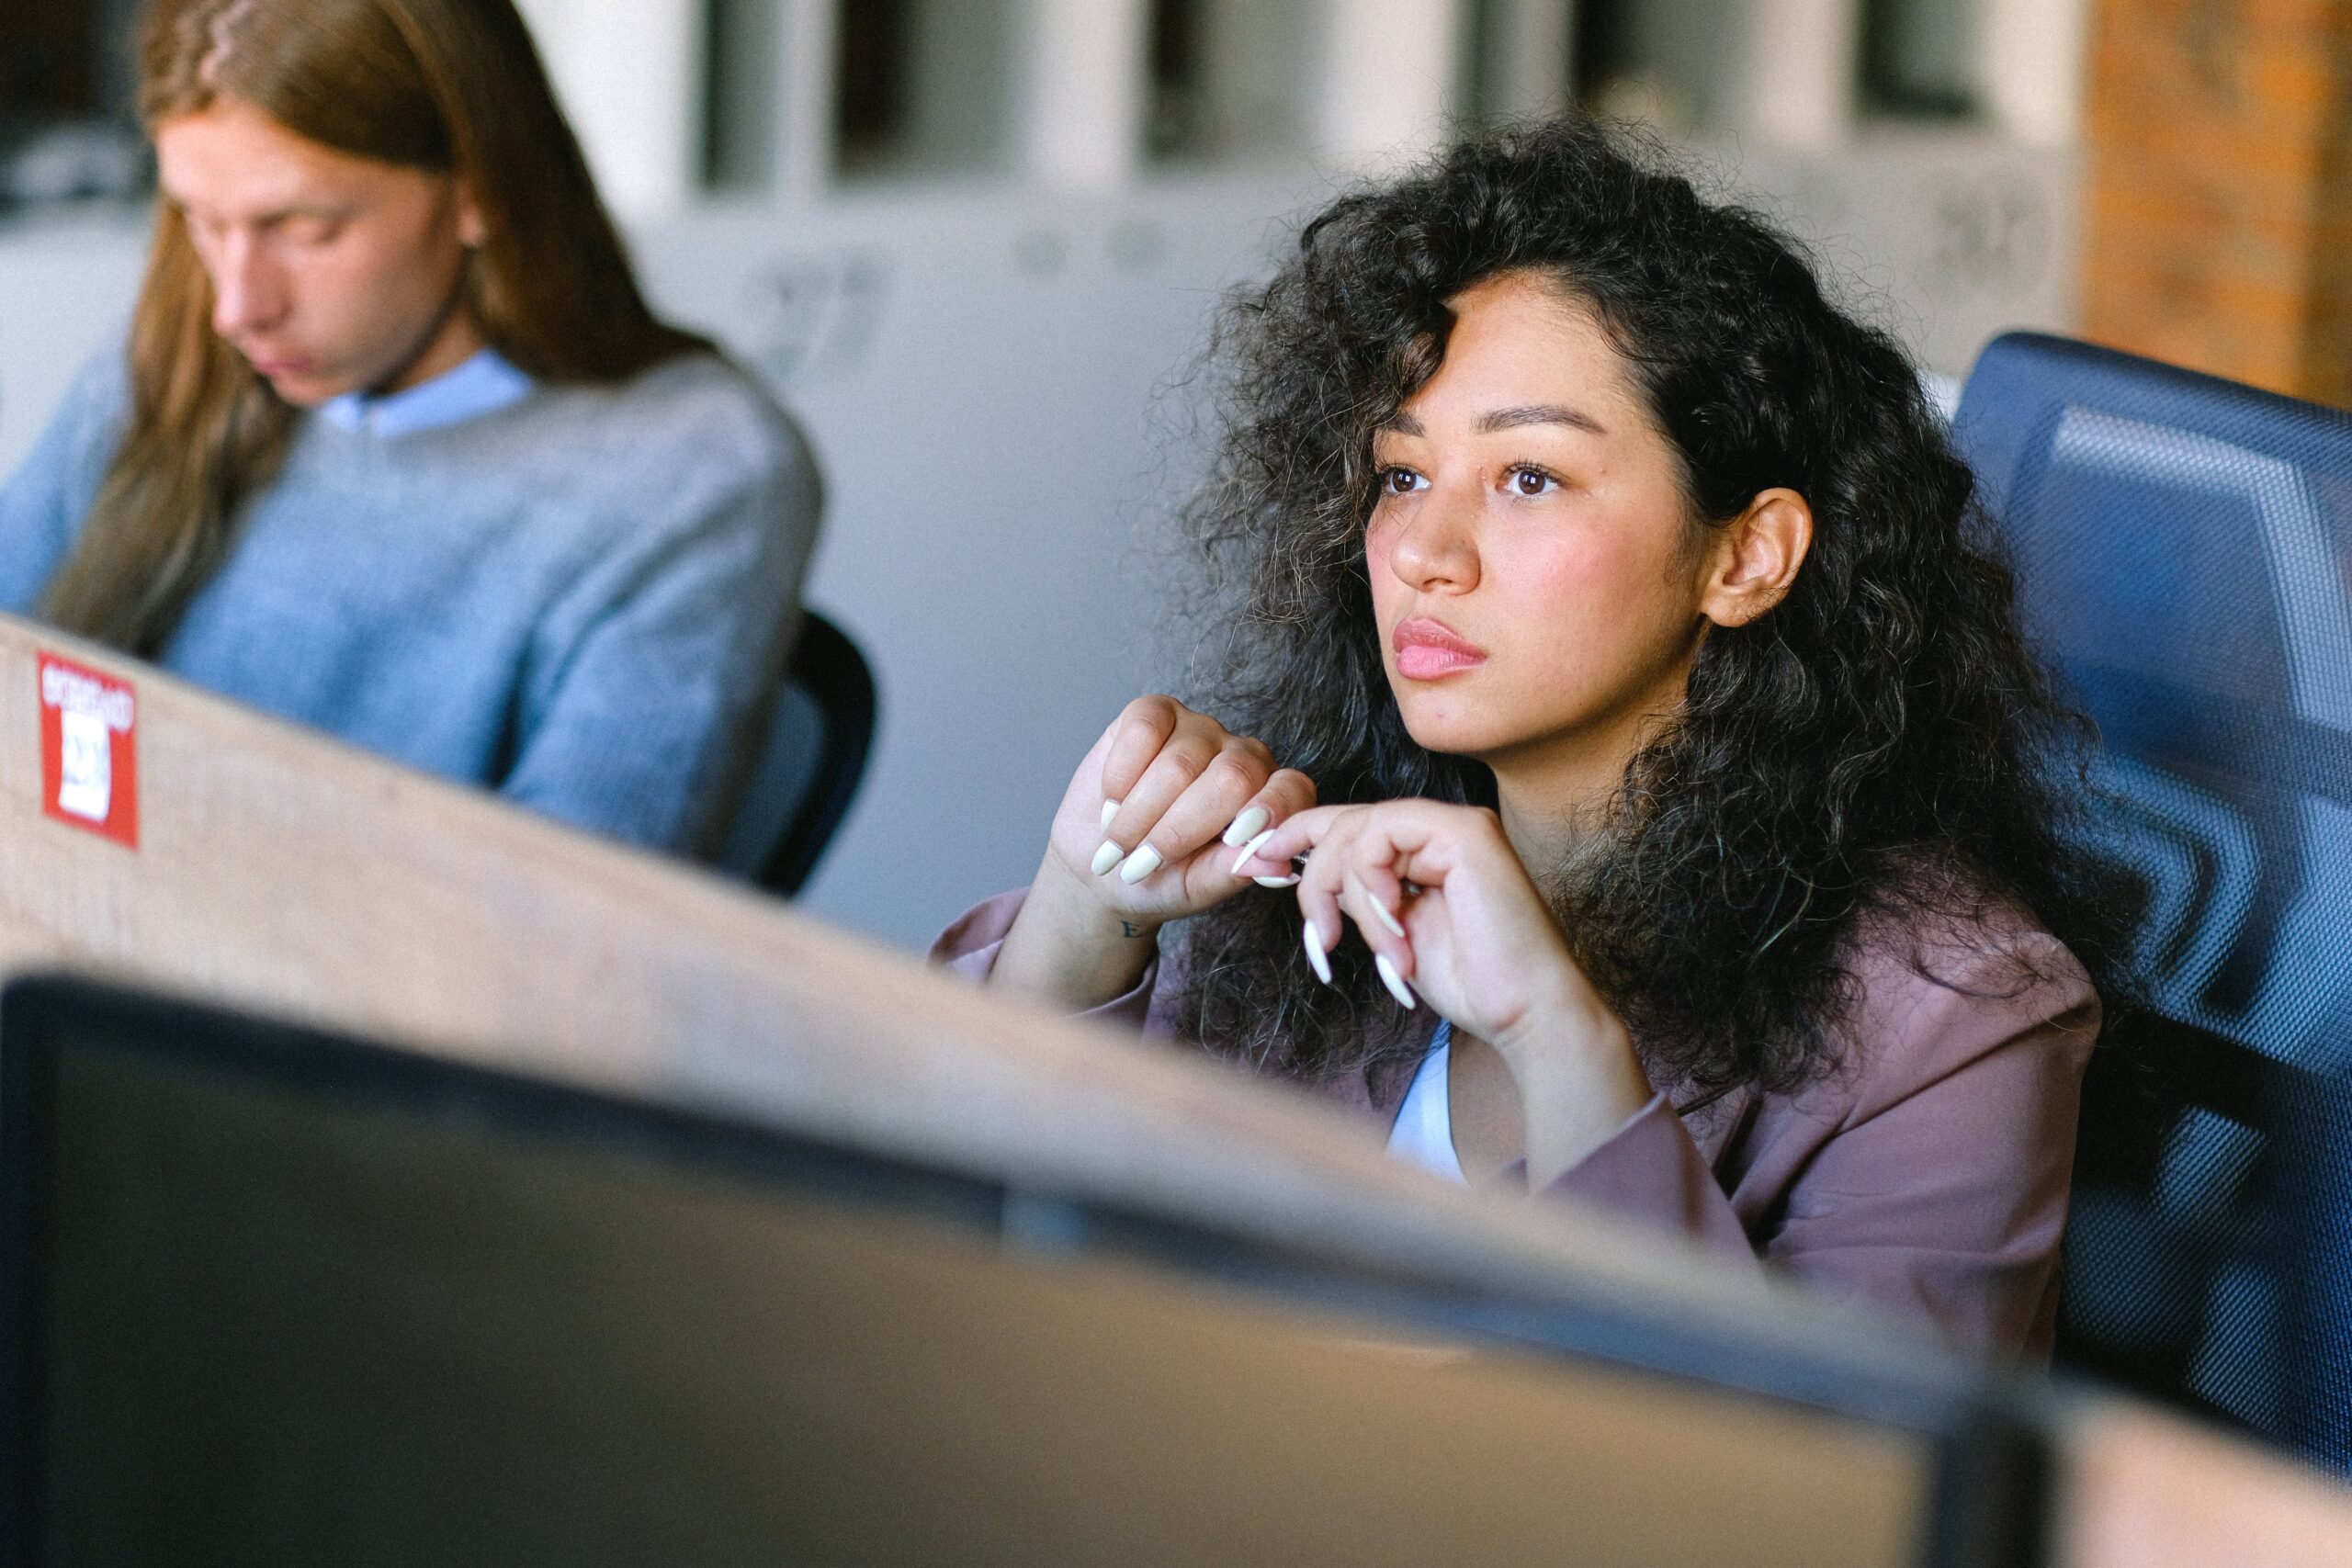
top-left (991, 696), bottom-right (1316, 1009)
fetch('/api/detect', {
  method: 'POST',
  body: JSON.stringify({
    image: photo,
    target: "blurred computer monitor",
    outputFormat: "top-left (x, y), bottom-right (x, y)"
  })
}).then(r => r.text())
top-left (0, 976), bottom-right (2005, 1567)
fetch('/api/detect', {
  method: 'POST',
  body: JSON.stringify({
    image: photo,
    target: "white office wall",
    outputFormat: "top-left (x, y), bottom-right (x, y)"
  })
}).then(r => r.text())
top-left (1978, 0), bottom-right (2089, 144)
top-left (1735, 0), bottom-right (1860, 145)
top-left (1317, 0), bottom-right (1465, 164)
top-left (514, 0), bottom-right (707, 218)
top-left (0, 212), bottom-right (148, 474)
top-left (1020, 0), bottom-right (1150, 188)
top-left (630, 180), bottom-right (1318, 941)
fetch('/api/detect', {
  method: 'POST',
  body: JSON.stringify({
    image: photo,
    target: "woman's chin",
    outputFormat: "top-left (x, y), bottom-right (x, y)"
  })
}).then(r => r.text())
top-left (1396, 711), bottom-right (1521, 761)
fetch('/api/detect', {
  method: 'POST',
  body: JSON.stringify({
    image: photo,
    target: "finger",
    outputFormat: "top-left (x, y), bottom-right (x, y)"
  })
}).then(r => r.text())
top-left (1094, 696), bottom-right (1183, 811)
top-left (1291, 810), bottom-right (1363, 985)
top-left (1267, 799), bottom-right (1475, 891)
top-left (1247, 802), bottom-right (1350, 875)
top-left (1117, 743), bottom-right (1273, 884)
top-left (1340, 870), bottom-right (1419, 1010)
top-left (1340, 863), bottom-right (1411, 949)
top-left (1098, 728), bottom-right (1247, 883)
top-left (1225, 769), bottom-right (1317, 882)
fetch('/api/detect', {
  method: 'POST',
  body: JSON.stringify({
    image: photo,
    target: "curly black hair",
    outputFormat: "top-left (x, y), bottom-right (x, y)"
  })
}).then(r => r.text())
top-left (1170, 118), bottom-right (2134, 1093)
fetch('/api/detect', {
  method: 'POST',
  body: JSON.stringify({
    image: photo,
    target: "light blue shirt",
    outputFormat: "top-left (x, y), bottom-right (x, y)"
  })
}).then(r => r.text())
top-left (1385, 1020), bottom-right (1465, 1183)
top-left (316, 347), bottom-right (535, 439)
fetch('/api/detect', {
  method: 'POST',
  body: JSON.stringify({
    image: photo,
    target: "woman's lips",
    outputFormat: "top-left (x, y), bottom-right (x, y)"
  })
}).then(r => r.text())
top-left (1391, 616), bottom-right (1487, 680)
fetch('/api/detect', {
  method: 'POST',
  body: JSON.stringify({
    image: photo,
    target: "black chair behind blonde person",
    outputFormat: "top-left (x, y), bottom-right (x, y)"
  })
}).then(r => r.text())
top-left (1952, 332), bottom-right (2352, 1473)
top-left (716, 610), bottom-right (877, 897)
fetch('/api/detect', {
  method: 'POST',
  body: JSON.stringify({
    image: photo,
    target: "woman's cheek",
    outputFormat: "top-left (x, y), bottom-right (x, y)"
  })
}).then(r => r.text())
top-left (1501, 527), bottom-right (1629, 619)
top-left (1503, 528), bottom-right (1681, 676)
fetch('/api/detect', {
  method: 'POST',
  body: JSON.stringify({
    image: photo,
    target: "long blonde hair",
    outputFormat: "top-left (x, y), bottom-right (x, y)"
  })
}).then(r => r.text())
top-left (44, 0), bottom-right (709, 655)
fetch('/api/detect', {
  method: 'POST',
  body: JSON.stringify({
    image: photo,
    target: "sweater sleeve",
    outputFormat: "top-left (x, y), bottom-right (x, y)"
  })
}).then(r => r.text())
top-left (1537, 938), bottom-right (2099, 1356)
top-left (501, 393), bottom-right (821, 855)
top-left (1536, 1093), bottom-right (1758, 1255)
top-left (929, 888), bottom-right (1165, 1034)
top-left (0, 345), bottom-right (131, 615)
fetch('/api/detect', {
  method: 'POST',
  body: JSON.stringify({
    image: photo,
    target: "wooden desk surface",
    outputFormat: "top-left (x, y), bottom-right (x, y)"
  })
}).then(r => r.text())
top-left (0, 613), bottom-right (1928, 1383)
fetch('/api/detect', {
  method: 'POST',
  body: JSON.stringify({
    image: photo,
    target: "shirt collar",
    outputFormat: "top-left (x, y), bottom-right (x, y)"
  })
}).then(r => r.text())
top-left (315, 347), bottom-right (535, 439)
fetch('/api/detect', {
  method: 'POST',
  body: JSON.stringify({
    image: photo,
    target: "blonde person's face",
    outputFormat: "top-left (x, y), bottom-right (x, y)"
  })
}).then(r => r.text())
top-left (1365, 272), bottom-right (1716, 780)
top-left (155, 97), bottom-right (481, 407)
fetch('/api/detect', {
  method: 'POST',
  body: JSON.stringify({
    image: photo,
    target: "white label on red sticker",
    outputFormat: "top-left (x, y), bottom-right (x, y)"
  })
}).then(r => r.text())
top-left (39, 653), bottom-right (138, 849)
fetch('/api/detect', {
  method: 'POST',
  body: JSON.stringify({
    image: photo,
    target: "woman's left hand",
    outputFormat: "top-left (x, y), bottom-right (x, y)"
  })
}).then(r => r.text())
top-left (1241, 799), bottom-right (1591, 1044)
top-left (1239, 799), bottom-right (1656, 1183)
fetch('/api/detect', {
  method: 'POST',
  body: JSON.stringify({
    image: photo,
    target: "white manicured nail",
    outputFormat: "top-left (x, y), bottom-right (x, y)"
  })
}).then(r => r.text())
top-left (1230, 828), bottom-right (1275, 877)
top-left (1115, 844), bottom-right (1163, 884)
top-left (1255, 874), bottom-right (1302, 888)
top-left (1303, 920), bottom-right (1332, 985)
top-left (1221, 806), bottom-right (1272, 847)
top-left (1374, 953), bottom-right (1418, 1010)
top-left (1090, 840), bottom-right (1124, 876)
top-left (1100, 798), bottom-right (1121, 830)
top-left (1372, 899), bottom-right (1406, 939)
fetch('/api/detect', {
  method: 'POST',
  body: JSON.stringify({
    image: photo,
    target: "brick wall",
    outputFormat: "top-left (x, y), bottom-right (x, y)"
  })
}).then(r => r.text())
top-left (2082, 0), bottom-right (2352, 405)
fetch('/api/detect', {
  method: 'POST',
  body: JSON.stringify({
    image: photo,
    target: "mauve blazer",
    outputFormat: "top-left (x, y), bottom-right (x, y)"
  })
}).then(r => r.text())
top-left (933, 888), bottom-right (2100, 1360)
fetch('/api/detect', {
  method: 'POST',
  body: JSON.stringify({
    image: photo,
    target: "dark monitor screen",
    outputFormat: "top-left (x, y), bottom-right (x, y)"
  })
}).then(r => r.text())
top-left (0, 978), bottom-right (1945, 1567)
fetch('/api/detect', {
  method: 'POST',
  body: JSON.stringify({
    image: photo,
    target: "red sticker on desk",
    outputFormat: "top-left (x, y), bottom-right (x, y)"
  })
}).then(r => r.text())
top-left (38, 653), bottom-right (138, 849)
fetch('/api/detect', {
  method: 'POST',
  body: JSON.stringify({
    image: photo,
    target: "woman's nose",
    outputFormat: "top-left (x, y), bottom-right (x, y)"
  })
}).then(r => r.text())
top-left (1385, 481), bottom-right (1481, 592)
top-left (208, 236), bottom-right (288, 339)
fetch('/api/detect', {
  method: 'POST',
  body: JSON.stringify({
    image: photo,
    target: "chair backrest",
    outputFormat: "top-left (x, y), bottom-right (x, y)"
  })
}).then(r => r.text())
top-left (713, 610), bottom-right (878, 897)
top-left (1951, 333), bottom-right (2352, 1471)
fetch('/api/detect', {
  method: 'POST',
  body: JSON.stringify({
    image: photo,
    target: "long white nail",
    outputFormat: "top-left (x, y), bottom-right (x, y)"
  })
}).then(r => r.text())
top-left (1115, 844), bottom-right (1164, 884)
top-left (1090, 840), bottom-right (1124, 876)
top-left (1254, 874), bottom-right (1302, 888)
top-left (1374, 953), bottom-right (1418, 1010)
top-left (1100, 798), bottom-right (1121, 831)
top-left (1372, 898), bottom-right (1406, 939)
top-left (1230, 828), bottom-right (1275, 877)
top-left (1303, 920), bottom-right (1332, 985)
top-left (1221, 806), bottom-right (1272, 848)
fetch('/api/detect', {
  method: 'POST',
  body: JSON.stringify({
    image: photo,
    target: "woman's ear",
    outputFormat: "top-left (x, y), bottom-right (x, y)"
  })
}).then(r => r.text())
top-left (455, 181), bottom-right (487, 249)
top-left (1699, 488), bottom-right (1813, 629)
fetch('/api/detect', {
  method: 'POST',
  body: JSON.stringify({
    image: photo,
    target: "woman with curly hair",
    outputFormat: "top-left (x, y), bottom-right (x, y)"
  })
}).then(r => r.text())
top-left (935, 119), bottom-right (2128, 1357)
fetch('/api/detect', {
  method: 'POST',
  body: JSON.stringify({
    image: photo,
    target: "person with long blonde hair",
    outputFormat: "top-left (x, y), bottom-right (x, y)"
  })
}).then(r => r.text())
top-left (0, 0), bottom-right (820, 856)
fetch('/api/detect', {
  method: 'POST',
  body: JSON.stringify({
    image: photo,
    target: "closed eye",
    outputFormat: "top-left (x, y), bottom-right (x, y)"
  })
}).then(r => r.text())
top-left (276, 213), bottom-right (347, 247)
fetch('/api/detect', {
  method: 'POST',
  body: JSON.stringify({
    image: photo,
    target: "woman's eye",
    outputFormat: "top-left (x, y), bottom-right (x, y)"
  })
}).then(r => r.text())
top-left (1507, 466), bottom-right (1559, 497)
top-left (1378, 467), bottom-right (1426, 495)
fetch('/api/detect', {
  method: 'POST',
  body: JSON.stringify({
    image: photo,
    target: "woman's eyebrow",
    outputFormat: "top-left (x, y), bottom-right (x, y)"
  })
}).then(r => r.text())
top-left (1477, 403), bottom-right (1608, 435)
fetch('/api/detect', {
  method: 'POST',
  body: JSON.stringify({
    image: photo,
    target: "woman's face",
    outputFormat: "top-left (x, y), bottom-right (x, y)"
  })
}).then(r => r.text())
top-left (1366, 271), bottom-right (1721, 791)
top-left (155, 97), bottom-right (481, 407)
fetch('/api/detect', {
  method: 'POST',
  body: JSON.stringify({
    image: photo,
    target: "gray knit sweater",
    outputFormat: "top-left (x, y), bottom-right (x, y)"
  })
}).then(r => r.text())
top-left (0, 347), bottom-right (820, 856)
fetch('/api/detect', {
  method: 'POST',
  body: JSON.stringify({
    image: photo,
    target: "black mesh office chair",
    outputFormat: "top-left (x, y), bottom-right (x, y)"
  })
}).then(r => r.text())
top-left (1951, 333), bottom-right (2352, 1472)
top-left (713, 610), bottom-right (878, 897)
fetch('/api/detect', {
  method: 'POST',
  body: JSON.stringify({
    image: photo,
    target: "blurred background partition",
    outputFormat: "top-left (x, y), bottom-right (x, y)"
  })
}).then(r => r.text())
top-left (4, 0), bottom-right (2290, 951)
